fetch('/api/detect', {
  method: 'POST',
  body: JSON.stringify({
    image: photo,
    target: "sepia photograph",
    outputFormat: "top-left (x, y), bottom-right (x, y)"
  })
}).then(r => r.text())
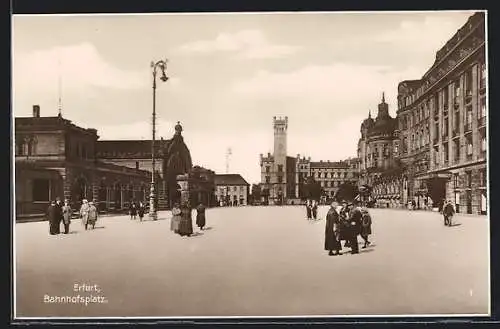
top-left (12, 10), bottom-right (489, 319)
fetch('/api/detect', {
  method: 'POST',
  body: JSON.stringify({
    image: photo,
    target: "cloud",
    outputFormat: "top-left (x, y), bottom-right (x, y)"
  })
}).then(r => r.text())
top-left (13, 42), bottom-right (149, 95)
top-left (176, 29), bottom-right (299, 59)
top-left (231, 63), bottom-right (423, 115)
top-left (373, 14), bottom-right (474, 55)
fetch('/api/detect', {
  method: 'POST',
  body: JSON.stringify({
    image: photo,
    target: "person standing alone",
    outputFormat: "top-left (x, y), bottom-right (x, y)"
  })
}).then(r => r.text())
top-left (61, 199), bottom-right (72, 234)
top-left (196, 202), bottom-right (206, 230)
top-left (312, 200), bottom-right (318, 220)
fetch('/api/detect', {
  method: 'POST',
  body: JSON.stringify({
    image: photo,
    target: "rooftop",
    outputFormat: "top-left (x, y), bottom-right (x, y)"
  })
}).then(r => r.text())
top-left (214, 174), bottom-right (249, 186)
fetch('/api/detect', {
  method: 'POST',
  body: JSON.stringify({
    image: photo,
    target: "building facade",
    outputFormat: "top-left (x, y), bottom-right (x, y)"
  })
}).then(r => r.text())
top-left (15, 106), bottom-right (151, 217)
top-left (295, 156), bottom-right (360, 201)
top-left (357, 94), bottom-right (402, 208)
top-left (356, 12), bottom-right (487, 214)
top-left (214, 174), bottom-right (250, 206)
top-left (259, 116), bottom-right (296, 205)
top-left (260, 116), bottom-right (359, 204)
top-left (396, 11), bottom-right (486, 214)
top-left (14, 108), bottom-right (204, 219)
top-left (95, 122), bottom-right (194, 209)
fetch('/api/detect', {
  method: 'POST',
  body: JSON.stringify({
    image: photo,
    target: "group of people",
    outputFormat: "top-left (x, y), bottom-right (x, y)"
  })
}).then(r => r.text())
top-left (46, 198), bottom-right (99, 235)
top-left (305, 200), bottom-right (319, 220)
top-left (129, 201), bottom-right (146, 221)
top-left (170, 201), bottom-right (207, 237)
top-left (323, 200), bottom-right (372, 256)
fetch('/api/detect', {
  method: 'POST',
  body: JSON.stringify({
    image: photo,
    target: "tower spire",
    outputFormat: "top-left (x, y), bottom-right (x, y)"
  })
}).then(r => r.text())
top-left (382, 91), bottom-right (385, 103)
top-left (368, 109), bottom-right (371, 118)
top-left (57, 56), bottom-right (62, 117)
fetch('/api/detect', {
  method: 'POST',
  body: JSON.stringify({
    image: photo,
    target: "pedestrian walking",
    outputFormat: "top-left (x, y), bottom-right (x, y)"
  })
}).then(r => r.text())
top-left (196, 202), bottom-right (206, 230)
top-left (178, 201), bottom-right (193, 237)
top-left (312, 200), bottom-right (318, 220)
top-left (87, 201), bottom-right (98, 229)
top-left (171, 202), bottom-right (181, 233)
top-left (61, 199), bottom-right (72, 234)
top-left (47, 201), bottom-right (59, 235)
top-left (129, 201), bottom-right (137, 220)
top-left (360, 207), bottom-right (372, 248)
top-left (138, 201), bottom-right (145, 221)
top-left (443, 200), bottom-right (455, 226)
top-left (80, 199), bottom-right (90, 230)
top-left (54, 197), bottom-right (63, 234)
top-left (306, 200), bottom-right (312, 220)
top-left (325, 201), bottom-right (342, 256)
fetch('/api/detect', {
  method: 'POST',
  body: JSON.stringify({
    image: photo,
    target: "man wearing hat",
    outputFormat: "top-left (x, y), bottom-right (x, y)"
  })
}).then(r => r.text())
top-left (347, 200), bottom-right (363, 254)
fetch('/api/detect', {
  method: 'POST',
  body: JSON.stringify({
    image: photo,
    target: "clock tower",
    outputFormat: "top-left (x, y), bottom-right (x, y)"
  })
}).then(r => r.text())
top-left (273, 116), bottom-right (288, 203)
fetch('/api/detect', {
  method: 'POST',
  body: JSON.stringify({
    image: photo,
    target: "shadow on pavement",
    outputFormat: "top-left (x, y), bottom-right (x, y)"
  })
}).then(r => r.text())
top-left (189, 232), bottom-right (204, 238)
top-left (203, 226), bottom-right (214, 231)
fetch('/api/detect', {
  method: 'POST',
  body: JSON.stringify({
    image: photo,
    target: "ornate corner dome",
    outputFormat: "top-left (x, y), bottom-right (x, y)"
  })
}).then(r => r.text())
top-left (368, 92), bottom-right (396, 137)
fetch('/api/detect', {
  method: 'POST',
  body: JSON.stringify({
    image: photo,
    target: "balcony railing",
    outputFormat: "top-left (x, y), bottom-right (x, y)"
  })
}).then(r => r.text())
top-left (478, 116), bottom-right (486, 127)
top-left (464, 122), bottom-right (473, 133)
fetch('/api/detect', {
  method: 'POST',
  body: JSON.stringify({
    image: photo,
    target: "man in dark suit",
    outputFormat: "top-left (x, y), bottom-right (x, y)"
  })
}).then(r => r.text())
top-left (348, 201), bottom-right (363, 254)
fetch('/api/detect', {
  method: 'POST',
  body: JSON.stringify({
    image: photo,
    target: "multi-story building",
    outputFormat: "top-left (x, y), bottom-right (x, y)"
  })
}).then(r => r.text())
top-left (295, 156), bottom-right (359, 201)
top-left (357, 94), bottom-right (402, 208)
top-left (15, 106), bottom-right (151, 218)
top-left (259, 116), bottom-right (296, 205)
top-left (214, 174), bottom-right (250, 206)
top-left (14, 107), bottom-right (212, 219)
top-left (260, 116), bottom-right (359, 204)
top-left (396, 11), bottom-right (486, 214)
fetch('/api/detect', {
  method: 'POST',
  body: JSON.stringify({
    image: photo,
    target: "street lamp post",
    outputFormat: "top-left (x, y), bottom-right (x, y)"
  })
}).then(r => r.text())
top-left (150, 59), bottom-right (169, 220)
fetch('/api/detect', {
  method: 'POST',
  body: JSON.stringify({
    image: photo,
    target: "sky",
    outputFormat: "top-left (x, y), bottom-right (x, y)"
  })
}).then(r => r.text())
top-left (12, 11), bottom-right (477, 184)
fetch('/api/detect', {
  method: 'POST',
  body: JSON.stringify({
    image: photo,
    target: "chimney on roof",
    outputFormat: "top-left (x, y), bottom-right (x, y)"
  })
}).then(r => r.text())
top-left (33, 105), bottom-right (40, 118)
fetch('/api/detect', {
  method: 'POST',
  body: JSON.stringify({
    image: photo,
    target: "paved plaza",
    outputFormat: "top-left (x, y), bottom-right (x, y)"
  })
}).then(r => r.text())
top-left (15, 206), bottom-right (489, 318)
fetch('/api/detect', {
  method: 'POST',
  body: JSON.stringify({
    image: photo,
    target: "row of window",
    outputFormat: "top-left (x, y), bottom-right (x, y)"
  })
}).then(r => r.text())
top-left (400, 61), bottom-right (485, 111)
top-left (453, 169), bottom-right (487, 189)
top-left (217, 186), bottom-right (246, 193)
top-left (432, 130), bottom-right (486, 166)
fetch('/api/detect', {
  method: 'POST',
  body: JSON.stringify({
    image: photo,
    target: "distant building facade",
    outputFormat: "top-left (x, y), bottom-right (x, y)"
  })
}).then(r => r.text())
top-left (214, 174), bottom-right (250, 206)
top-left (260, 116), bottom-right (359, 204)
top-left (357, 94), bottom-right (402, 208)
top-left (295, 156), bottom-right (360, 201)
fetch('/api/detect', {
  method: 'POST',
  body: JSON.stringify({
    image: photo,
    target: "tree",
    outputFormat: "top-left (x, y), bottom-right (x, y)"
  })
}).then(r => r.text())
top-left (335, 182), bottom-right (359, 202)
top-left (303, 176), bottom-right (322, 201)
top-left (250, 184), bottom-right (262, 205)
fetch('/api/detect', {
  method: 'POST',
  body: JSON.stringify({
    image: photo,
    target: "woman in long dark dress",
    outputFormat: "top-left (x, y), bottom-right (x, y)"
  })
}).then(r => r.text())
top-left (178, 201), bottom-right (193, 237)
top-left (325, 201), bottom-right (342, 256)
top-left (47, 201), bottom-right (58, 235)
top-left (196, 203), bottom-right (206, 230)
